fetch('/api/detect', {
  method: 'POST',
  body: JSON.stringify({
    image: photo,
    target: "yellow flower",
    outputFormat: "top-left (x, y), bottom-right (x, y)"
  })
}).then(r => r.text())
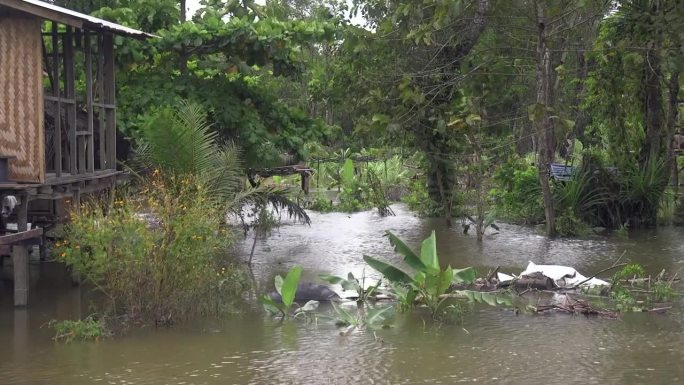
top-left (60, 252), bottom-right (66, 258)
top-left (75, 245), bottom-right (80, 249)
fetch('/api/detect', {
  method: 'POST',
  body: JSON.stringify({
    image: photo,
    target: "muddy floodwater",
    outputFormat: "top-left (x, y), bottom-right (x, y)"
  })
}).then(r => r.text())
top-left (1, 204), bottom-right (683, 384)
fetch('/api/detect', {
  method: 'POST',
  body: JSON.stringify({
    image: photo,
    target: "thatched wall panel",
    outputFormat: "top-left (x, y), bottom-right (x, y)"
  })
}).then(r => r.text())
top-left (0, 16), bottom-right (44, 183)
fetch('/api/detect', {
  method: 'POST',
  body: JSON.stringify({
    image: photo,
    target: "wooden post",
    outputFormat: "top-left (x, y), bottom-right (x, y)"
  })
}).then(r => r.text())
top-left (103, 33), bottom-right (117, 169)
top-left (72, 188), bottom-right (81, 213)
top-left (85, 30), bottom-right (95, 173)
top-left (301, 172), bottom-right (310, 195)
top-left (63, 27), bottom-right (77, 174)
top-left (13, 196), bottom-right (29, 307)
top-left (51, 23), bottom-right (62, 177)
top-left (97, 33), bottom-right (106, 170)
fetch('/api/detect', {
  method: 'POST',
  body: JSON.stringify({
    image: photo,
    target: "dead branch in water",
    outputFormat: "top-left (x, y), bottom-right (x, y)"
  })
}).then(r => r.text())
top-left (568, 262), bottom-right (629, 290)
top-left (533, 295), bottom-right (618, 318)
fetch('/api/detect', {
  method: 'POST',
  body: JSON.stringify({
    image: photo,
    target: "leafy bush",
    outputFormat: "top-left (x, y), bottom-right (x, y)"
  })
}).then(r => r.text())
top-left (49, 316), bottom-right (107, 343)
top-left (555, 211), bottom-right (590, 237)
top-left (402, 179), bottom-right (444, 216)
top-left (308, 194), bottom-right (334, 212)
top-left (55, 174), bottom-right (249, 325)
top-left (490, 158), bottom-right (544, 224)
top-left (338, 179), bottom-right (373, 212)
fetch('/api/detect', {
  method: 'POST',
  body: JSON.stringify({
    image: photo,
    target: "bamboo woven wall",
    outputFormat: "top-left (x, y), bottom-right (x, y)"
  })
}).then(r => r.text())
top-left (0, 15), bottom-right (44, 183)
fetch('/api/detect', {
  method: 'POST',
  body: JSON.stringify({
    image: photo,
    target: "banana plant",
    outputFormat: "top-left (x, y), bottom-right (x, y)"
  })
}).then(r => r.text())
top-left (363, 230), bottom-right (477, 317)
top-left (259, 265), bottom-right (303, 318)
top-left (331, 302), bottom-right (393, 334)
top-left (319, 271), bottom-right (381, 303)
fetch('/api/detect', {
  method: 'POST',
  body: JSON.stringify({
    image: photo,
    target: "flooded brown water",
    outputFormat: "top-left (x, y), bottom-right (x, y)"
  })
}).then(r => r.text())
top-left (1, 204), bottom-right (683, 384)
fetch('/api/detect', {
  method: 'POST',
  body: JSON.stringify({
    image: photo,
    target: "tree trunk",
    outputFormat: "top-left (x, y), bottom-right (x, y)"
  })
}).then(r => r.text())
top-left (179, 0), bottom-right (188, 74)
top-left (421, 0), bottom-right (491, 225)
top-left (535, 2), bottom-right (556, 236)
top-left (666, 70), bottom-right (680, 190)
top-left (643, 45), bottom-right (664, 163)
top-left (572, 47), bottom-right (592, 148)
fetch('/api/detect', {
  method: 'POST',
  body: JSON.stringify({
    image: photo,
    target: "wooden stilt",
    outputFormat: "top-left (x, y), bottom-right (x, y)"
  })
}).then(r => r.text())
top-left (12, 245), bottom-right (29, 307)
top-left (301, 173), bottom-right (310, 195)
top-left (13, 196), bottom-right (29, 306)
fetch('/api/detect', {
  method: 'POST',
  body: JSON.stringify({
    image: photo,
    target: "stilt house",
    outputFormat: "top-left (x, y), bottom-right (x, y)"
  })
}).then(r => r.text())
top-left (0, 0), bottom-right (153, 306)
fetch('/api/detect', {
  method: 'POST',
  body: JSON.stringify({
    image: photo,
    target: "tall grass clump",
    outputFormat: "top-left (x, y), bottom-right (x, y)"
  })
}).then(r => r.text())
top-left (55, 173), bottom-right (249, 326)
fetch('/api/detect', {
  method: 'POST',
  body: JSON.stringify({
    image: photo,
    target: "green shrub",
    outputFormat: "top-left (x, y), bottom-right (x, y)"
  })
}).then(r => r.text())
top-left (338, 179), bottom-right (373, 212)
top-left (49, 316), bottom-right (107, 342)
top-left (555, 211), bottom-right (590, 237)
top-left (55, 173), bottom-right (249, 325)
top-left (402, 178), bottom-right (444, 216)
top-left (490, 158), bottom-right (544, 224)
top-left (308, 194), bottom-right (334, 212)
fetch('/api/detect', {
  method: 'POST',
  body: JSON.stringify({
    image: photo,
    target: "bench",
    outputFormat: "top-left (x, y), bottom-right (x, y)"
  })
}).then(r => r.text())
top-left (550, 163), bottom-right (574, 182)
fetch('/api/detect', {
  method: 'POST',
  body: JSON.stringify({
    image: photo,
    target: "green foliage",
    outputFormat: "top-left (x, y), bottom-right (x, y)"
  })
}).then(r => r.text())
top-left (340, 158), bottom-right (355, 185)
top-left (401, 178), bottom-right (444, 217)
top-left (554, 168), bottom-right (610, 226)
top-left (134, 101), bottom-right (243, 201)
top-left (330, 302), bottom-right (393, 330)
top-left (613, 264), bottom-right (646, 281)
top-left (363, 230), bottom-right (476, 319)
top-left (307, 194), bottom-right (334, 212)
top-left (490, 158), bottom-right (544, 224)
top-left (610, 264), bottom-right (645, 312)
top-left (135, 101), bottom-right (309, 268)
top-left (657, 190), bottom-right (676, 225)
top-left (336, 164), bottom-right (393, 215)
top-left (55, 175), bottom-right (248, 325)
top-left (49, 316), bottom-right (107, 343)
top-left (608, 263), bottom-right (677, 311)
top-left (617, 158), bottom-right (668, 227)
top-left (555, 212), bottom-right (590, 237)
top-left (319, 271), bottom-right (381, 303)
top-left (260, 266), bottom-right (303, 317)
top-left (452, 291), bottom-right (513, 307)
top-left (338, 178), bottom-right (373, 212)
top-left (652, 281), bottom-right (676, 302)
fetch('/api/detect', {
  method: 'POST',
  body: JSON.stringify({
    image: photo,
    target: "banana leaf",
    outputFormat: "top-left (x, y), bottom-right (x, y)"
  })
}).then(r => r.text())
top-left (452, 267), bottom-right (476, 284)
top-left (386, 231), bottom-right (425, 271)
top-left (363, 255), bottom-right (413, 284)
top-left (280, 266), bottom-right (302, 308)
top-left (420, 230), bottom-right (439, 272)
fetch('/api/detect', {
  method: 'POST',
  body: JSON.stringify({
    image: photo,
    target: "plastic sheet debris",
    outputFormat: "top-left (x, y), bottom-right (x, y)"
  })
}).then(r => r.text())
top-left (498, 261), bottom-right (609, 289)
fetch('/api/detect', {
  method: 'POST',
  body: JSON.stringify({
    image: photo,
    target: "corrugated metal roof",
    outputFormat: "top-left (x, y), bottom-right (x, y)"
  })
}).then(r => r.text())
top-left (0, 0), bottom-right (155, 38)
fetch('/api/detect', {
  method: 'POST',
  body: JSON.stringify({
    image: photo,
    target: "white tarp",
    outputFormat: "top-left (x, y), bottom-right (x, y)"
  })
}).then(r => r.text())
top-left (498, 261), bottom-right (609, 289)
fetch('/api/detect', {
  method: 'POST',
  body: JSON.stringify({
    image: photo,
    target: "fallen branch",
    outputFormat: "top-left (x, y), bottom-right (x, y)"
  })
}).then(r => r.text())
top-left (646, 306), bottom-right (672, 313)
top-left (486, 265), bottom-right (500, 282)
top-left (569, 262), bottom-right (628, 290)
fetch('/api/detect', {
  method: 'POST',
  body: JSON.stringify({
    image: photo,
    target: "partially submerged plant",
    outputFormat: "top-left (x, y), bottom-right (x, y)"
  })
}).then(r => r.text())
top-left (48, 316), bottom-right (108, 343)
top-left (319, 271), bottom-right (381, 303)
top-left (608, 264), bottom-right (678, 312)
top-left (331, 302), bottom-right (393, 335)
top-left (363, 231), bottom-right (477, 319)
top-left (55, 175), bottom-right (248, 325)
top-left (260, 265), bottom-right (303, 318)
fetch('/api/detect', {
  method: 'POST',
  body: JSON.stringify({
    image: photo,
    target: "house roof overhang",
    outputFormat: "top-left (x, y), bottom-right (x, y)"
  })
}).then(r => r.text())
top-left (0, 0), bottom-right (156, 38)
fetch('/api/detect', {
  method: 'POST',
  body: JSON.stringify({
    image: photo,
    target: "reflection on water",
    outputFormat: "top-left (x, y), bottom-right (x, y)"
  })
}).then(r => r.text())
top-left (1, 204), bottom-right (683, 384)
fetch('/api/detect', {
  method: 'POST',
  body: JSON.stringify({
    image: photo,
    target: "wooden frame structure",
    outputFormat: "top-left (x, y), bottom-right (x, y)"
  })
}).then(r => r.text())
top-left (0, 0), bottom-right (153, 306)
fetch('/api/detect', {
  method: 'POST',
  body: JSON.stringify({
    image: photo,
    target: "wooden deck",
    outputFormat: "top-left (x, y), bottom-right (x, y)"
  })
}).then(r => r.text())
top-left (0, 169), bottom-right (124, 199)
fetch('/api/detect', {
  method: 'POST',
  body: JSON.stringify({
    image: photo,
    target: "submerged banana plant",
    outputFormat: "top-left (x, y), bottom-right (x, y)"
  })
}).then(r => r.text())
top-left (319, 270), bottom-right (381, 303)
top-left (260, 265), bottom-right (303, 318)
top-left (363, 230), bottom-right (479, 317)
